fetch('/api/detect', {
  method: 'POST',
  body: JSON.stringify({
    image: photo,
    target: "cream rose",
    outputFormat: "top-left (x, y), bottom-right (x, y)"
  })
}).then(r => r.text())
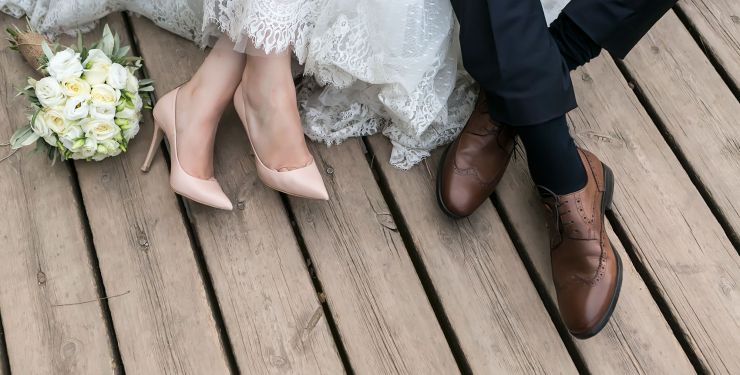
top-left (31, 111), bottom-right (51, 138)
top-left (107, 63), bottom-right (128, 90)
top-left (90, 103), bottom-right (116, 121)
top-left (60, 77), bottom-right (91, 98)
top-left (35, 77), bottom-right (66, 108)
top-left (125, 71), bottom-right (139, 93)
top-left (93, 139), bottom-right (122, 160)
top-left (82, 49), bottom-right (112, 68)
top-left (83, 118), bottom-right (120, 142)
top-left (90, 84), bottom-right (120, 107)
top-left (63, 95), bottom-right (90, 121)
top-left (48, 48), bottom-right (84, 81)
top-left (40, 109), bottom-right (68, 134)
top-left (122, 119), bottom-right (140, 140)
top-left (60, 125), bottom-right (84, 151)
top-left (84, 64), bottom-right (110, 85)
top-left (72, 138), bottom-right (98, 159)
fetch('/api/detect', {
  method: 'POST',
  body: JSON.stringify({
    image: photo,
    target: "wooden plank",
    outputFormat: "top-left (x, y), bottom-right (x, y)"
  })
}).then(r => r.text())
top-left (0, 13), bottom-right (116, 374)
top-left (367, 136), bottom-right (578, 374)
top-left (289, 140), bottom-right (459, 374)
top-left (677, 0), bottom-right (740, 90)
top-left (53, 15), bottom-right (233, 373)
top-left (564, 54), bottom-right (740, 373)
top-left (129, 17), bottom-right (345, 374)
top-left (622, 11), bottom-right (740, 243)
top-left (0, 318), bottom-right (7, 375)
top-left (497, 158), bottom-right (695, 373)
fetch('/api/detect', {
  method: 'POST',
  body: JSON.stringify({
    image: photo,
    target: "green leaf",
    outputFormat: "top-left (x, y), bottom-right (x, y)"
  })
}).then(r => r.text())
top-left (9, 124), bottom-right (39, 149)
top-left (138, 86), bottom-right (154, 92)
top-left (76, 30), bottom-right (83, 51)
top-left (100, 24), bottom-right (115, 55)
top-left (138, 78), bottom-right (154, 85)
top-left (41, 41), bottom-right (54, 60)
top-left (116, 45), bottom-right (130, 58)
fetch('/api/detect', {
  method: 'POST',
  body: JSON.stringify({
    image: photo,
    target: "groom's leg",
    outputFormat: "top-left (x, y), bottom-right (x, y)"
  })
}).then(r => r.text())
top-left (548, 0), bottom-right (678, 70)
top-left (450, 0), bottom-right (577, 127)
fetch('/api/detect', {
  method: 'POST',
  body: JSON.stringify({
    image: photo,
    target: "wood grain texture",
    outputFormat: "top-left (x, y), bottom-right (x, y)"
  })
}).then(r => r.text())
top-left (57, 15), bottom-right (233, 374)
top-left (622, 11), bottom-right (740, 243)
top-left (497, 156), bottom-right (694, 374)
top-left (566, 54), bottom-right (740, 373)
top-left (290, 140), bottom-right (459, 374)
top-left (677, 0), bottom-right (740, 89)
top-left (367, 136), bottom-right (578, 374)
top-left (0, 13), bottom-right (116, 375)
top-left (129, 16), bottom-right (345, 374)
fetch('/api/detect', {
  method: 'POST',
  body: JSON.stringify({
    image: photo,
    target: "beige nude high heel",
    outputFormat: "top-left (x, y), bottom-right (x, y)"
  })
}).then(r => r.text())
top-left (141, 87), bottom-right (233, 210)
top-left (233, 83), bottom-right (329, 200)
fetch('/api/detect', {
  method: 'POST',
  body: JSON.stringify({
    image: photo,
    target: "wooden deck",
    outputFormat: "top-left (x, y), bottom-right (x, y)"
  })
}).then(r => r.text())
top-left (0, 4), bottom-right (738, 374)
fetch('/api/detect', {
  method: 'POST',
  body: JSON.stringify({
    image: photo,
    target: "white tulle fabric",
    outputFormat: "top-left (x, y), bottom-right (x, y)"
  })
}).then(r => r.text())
top-left (1, 0), bottom-right (566, 168)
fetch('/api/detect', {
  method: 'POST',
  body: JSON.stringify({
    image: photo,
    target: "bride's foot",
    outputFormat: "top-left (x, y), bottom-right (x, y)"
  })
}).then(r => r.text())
top-left (171, 81), bottom-right (223, 179)
top-left (238, 53), bottom-right (313, 172)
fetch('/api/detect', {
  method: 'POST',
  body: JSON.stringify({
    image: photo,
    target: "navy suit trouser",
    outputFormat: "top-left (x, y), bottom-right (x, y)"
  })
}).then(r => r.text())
top-left (451, 0), bottom-right (677, 126)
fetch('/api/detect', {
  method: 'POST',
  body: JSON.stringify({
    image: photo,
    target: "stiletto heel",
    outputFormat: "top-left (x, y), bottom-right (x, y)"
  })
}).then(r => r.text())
top-left (140, 122), bottom-right (164, 173)
top-left (143, 86), bottom-right (233, 210)
top-left (233, 83), bottom-right (329, 200)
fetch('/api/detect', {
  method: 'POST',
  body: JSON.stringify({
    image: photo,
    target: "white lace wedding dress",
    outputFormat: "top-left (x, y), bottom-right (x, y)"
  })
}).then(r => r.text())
top-left (1, 0), bottom-right (567, 168)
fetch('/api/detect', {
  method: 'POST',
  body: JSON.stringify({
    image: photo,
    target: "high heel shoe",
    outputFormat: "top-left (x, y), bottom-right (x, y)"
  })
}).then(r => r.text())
top-left (233, 83), bottom-right (329, 200)
top-left (141, 87), bottom-right (233, 210)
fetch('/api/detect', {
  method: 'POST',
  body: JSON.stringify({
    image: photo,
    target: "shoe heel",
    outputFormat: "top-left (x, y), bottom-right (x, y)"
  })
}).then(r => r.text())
top-left (141, 121), bottom-right (164, 173)
top-left (603, 164), bottom-right (615, 212)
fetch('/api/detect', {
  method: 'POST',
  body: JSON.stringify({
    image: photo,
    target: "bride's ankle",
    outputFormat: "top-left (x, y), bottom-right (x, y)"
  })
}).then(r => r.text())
top-left (240, 76), bottom-right (297, 111)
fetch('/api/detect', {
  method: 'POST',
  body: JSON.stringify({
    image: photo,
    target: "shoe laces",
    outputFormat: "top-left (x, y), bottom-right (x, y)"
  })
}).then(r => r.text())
top-left (538, 185), bottom-right (577, 235)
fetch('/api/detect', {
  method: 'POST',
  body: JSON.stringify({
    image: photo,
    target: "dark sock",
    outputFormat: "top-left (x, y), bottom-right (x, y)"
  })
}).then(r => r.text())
top-left (517, 116), bottom-right (587, 195)
top-left (549, 14), bottom-right (602, 71)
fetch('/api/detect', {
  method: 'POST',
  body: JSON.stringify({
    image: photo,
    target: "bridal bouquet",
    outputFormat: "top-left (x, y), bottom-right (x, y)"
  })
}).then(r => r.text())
top-left (6, 24), bottom-right (153, 162)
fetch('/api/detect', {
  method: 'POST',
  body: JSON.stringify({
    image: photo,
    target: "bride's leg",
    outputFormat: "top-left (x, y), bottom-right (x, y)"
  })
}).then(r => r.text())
top-left (237, 49), bottom-right (312, 171)
top-left (176, 36), bottom-right (247, 178)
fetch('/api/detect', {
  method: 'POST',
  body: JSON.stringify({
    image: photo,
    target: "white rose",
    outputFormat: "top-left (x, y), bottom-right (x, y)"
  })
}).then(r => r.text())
top-left (131, 94), bottom-right (143, 111)
top-left (60, 125), bottom-right (84, 151)
top-left (63, 95), bottom-right (90, 121)
top-left (90, 84), bottom-right (120, 107)
top-left (35, 77), bottom-right (66, 108)
top-left (31, 111), bottom-right (51, 138)
top-left (93, 139), bottom-right (121, 160)
top-left (83, 118), bottom-right (120, 142)
top-left (83, 62), bottom-right (110, 85)
top-left (47, 48), bottom-right (84, 81)
top-left (115, 106), bottom-right (139, 120)
top-left (107, 63), bottom-right (128, 90)
top-left (71, 138), bottom-right (98, 159)
top-left (40, 109), bottom-right (68, 134)
top-left (122, 119), bottom-right (140, 140)
top-left (60, 77), bottom-right (91, 97)
top-left (125, 72), bottom-right (139, 93)
top-left (82, 49), bottom-right (112, 68)
top-left (90, 103), bottom-right (116, 121)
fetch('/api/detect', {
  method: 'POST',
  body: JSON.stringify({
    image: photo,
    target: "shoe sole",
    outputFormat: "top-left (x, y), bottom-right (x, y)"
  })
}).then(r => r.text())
top-left (571, 164), bottom-right (623, 339)
top-left (435, 144), bottom-right (467, 220)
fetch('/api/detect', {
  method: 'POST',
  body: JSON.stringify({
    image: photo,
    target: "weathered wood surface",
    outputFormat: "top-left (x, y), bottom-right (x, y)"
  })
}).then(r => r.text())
top-left (677, 0), bottom-right (740, 90)
top-left (0, 13), bottom-right (116, 375)
top-left (497, 157), bottom-right (695, 374)
top-left (290, 140), bottom-right (459, 374)
top-left (622, 11), bottom-right (740, 244)
top-left (367, 136), bottom-right (577, 374)
top-left (567, 54), bottom-right (740, 373)
top-left (0, 320), bottom-right (7, 375)
top-left (130, 16), bottom-right (345, 374)
top-left (59, 15), bottom-right (233, 374)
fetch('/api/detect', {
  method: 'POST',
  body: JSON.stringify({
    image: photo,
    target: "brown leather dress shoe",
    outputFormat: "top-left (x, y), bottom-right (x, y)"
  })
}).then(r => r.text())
top-left (540, 148), bottom-right (622, 339)
top-left (437, 94), bottom-right (516, 218)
